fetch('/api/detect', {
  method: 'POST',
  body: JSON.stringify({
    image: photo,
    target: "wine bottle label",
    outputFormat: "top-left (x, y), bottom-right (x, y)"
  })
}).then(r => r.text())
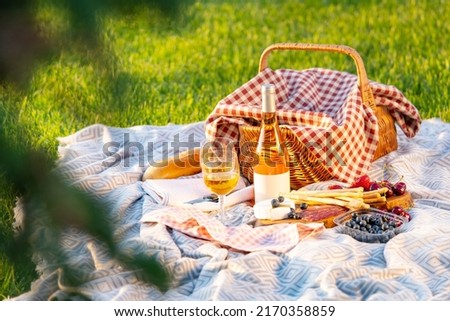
top-left (253, 171), bottom-right (290, 203)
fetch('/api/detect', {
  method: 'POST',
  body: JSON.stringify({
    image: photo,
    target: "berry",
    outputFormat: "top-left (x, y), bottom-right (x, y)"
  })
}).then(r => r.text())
top-left (271, 199), bottom-right (280, 208)
top-left (390, 206), bottom-right (405, 216)
top-left (379, 180), bottom-right (395, 197)
top-left (393, 182), bottom-right (407, 196)
top-left (369, 181), bottom-right (381, 191)
top-left (300, 202), bottom-right (308, 210)
top-left (390, 206), bottom-right (411, 222)
top-left (288, 207), bottom-right (302, 219)
top-left (278, 195), bottom-right (285, 203)
top-left (343, 212), bottom-right (404, 241)
top-left (351, 174), bottom-right (371, 191)
top-left (401, 212), bottom-right (411, 222)
top-left (328, 184), bottom-right (344, 190)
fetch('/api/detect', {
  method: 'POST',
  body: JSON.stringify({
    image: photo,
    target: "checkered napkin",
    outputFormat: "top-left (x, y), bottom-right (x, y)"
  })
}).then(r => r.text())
top-left (141, 206), bottom-right (324, 253)
top-left (205, 68), bottom-right (421, 183)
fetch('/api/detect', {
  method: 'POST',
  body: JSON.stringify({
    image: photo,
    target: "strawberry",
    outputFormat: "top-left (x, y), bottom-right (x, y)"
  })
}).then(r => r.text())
top-left (328, 184), bottom-right (344, 190)
top-left (351, 174), bottom-right (371, 191)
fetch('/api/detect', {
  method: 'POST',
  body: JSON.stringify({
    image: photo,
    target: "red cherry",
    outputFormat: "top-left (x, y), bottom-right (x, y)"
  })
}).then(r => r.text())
top-left (393, 182), bottom-right (407, 196)
top-left (328, 184), bottom-right (344, 190)
top-left (380, 180), bottom-right (395, 197)
top-left (380, 180), bottom-right (393, 187)
top-left (390, 206), bottom-right (411, 222)
top-left (369, 181), bottom-right (381, 191)
top-left (351, 174), bottom-right (371, 191)
top-left (391, 206), bottom-right (405, 216)
top-left (385, 185), bottom-right (395, 197)
top-left (401, 212), bottom-right (411, 222)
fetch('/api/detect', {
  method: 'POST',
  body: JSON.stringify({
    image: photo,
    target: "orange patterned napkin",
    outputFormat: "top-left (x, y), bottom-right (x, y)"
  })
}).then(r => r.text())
top-left (141, 205), bottom-right (325, 253)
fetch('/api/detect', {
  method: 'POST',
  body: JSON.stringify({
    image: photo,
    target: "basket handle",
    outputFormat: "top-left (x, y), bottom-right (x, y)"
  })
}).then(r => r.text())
top-left (259, 43), bottom-right (377, 111)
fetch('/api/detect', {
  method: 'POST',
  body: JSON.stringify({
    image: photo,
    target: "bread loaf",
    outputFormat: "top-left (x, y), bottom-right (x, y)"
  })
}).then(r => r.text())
top-left (142, 147), bottom-right (201, 180)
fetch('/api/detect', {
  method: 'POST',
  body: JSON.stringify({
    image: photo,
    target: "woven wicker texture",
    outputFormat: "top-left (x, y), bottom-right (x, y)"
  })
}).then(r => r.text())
top-left (251, 43), bottom-right (396, 188)
top-left (205, 43), bottom-right (421, 187)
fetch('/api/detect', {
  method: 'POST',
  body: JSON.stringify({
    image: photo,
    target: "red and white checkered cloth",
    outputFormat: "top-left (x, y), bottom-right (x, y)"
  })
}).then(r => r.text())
top-left (205, 68), bottom-right (421, 183)
top-left (141, 206), bottom-right (325, 253)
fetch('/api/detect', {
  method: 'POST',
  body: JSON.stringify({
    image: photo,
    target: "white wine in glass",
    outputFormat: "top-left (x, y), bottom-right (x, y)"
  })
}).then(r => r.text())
top-left (200, 137), bottom-right (240, 221)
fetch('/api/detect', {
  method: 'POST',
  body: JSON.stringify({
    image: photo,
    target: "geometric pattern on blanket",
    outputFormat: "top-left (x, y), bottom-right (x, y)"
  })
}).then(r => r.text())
top-left (11, 119), bottom-right (450, 301)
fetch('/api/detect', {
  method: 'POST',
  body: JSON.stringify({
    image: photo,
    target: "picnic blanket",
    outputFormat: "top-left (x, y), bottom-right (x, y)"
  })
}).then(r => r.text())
top-left (12, 118), bottom-right (450, 301)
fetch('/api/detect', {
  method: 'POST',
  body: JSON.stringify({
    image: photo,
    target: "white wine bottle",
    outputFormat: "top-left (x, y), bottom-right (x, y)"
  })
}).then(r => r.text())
top-left (253, 84), bottom-right (290, 203)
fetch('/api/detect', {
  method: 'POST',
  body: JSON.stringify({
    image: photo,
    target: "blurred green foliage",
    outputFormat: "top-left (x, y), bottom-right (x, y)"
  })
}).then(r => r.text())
top-left (0, 0), bottom-right (184, 299)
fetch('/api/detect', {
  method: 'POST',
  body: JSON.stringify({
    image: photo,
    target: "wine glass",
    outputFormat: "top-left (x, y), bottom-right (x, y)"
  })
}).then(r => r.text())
top-left (200, 137), bottom-right (240, 222)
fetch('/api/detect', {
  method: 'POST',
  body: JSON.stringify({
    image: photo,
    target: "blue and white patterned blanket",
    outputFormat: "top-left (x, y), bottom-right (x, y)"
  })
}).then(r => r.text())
top-left (13, 118), bottom-right (450, 301)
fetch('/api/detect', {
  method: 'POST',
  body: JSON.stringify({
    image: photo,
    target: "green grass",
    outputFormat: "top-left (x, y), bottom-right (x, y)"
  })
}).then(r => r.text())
top-left (1, 0), bottom-right (449, 299)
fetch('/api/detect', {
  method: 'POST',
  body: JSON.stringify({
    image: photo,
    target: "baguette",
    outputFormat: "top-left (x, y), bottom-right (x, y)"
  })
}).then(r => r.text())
top-left (142, 147), bottom-right (201, 180)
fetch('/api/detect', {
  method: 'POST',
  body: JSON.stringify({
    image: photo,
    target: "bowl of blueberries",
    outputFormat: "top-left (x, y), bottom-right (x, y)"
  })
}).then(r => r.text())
top-left (333, 208), bottom-right (408, 243)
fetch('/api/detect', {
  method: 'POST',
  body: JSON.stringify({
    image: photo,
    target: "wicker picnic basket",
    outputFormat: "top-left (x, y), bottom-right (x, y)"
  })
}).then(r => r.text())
top-left (239, 43), bottom-right (398, 189)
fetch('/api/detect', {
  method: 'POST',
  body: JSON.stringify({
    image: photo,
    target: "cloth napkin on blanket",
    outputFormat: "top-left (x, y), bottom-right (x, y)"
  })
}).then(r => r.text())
top-left (141, 175), bottom-right (325, 252)
top-left (140, 205), bottom-right (325, 253)
top-left (205, 67), bottom-right (421, 184)
top-left (142, 176), bottom-right (252, 211)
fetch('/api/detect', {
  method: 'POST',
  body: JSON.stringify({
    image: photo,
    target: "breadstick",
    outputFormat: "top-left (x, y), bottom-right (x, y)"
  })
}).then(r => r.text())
top-left (362, 192), bottom-right (381, 199)
top-left (363, 196), bottom-right (387, 204)
top-left (281, 194), bottom-right (368, 210)
top-left (363, 187), bottom-right (388, 198)
top-left (289, 187), bottom-right (364, 198)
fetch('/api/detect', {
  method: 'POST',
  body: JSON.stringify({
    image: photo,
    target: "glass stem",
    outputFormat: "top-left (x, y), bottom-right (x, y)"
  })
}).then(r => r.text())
top-left (218, 194), bottom-right (226, 221)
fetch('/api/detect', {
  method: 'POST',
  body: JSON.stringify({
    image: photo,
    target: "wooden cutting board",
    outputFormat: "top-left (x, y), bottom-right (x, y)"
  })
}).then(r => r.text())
top-left (255, 192), bottom-right (413, 228)
top-left (371, 191), bottom-right (413, 210)
top-left (255, 205), bottom-right (348, 228)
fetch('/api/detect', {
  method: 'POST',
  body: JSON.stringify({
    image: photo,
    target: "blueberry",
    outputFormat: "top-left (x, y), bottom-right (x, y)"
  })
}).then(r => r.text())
top-left (271, 199), bottom-right (280, 208)
top-left (278, 196), bottom-right (285, 203)
top-left (300, 203), bottom-right (308, 210)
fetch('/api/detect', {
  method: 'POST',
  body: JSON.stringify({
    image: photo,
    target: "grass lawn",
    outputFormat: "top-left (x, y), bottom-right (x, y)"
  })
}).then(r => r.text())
top-left (0, 0), bottom-right (449, 299)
